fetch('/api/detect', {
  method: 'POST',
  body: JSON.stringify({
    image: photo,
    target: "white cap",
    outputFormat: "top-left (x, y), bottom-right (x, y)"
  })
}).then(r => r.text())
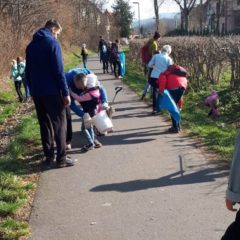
top-left (86, 74), bottom-right (99, 88)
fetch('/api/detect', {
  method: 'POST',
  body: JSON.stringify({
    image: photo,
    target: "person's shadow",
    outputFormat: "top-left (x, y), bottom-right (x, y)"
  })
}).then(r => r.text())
top-left (90, 166), bottom-right (229, 193)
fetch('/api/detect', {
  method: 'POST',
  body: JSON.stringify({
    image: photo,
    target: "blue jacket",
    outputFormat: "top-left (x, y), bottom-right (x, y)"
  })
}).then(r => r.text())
top-left (148, 52), bottom-right (173, 79)
top-left (65, 68), bottom-right (93, 117)
top-left (25, 28), bottom-right (68, 97)
top-left (65, 68), bottom-right (108, 117)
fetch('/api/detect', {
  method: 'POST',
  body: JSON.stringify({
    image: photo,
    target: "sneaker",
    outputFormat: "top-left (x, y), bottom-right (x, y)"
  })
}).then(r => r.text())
top-left (42, 157), bottom-right (54, 168)
top-left (151, 110), bottom-right (157, 115)
top-left (80, 143), bottom-right (94, 153)
top-left (94, 140), bottom-right (102, 148)
top-left (118, 76), bottom-right (123, 79)
top-left (168, 127), bottom-right (180, 133)
top-left (66, 144), bottom-right (72, 150)
top-left (56, 156), bottom-right (77, 168)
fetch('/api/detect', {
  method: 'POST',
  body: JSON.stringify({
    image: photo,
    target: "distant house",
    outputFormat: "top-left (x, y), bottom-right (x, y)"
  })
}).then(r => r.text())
top-left (205, 0), bottom-right (240, 33)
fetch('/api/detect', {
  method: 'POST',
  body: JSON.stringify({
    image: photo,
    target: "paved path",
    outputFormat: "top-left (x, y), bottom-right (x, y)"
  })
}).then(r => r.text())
top-left (30, 56), bottom-right (234, 240)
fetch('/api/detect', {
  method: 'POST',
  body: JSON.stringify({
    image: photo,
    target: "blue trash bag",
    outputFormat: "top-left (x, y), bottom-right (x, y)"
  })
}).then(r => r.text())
top-left (119, 52), bottom-right (126, 76)
top-left (157, 89), bottom-right (180, 124)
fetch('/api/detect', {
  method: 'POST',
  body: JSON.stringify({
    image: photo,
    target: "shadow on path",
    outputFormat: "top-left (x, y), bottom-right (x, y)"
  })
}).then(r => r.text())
top-left (90, 166), bottom-right (229, 193)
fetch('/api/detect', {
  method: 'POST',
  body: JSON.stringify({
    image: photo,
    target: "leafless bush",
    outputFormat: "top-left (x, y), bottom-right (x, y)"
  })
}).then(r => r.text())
top-left (0, 0), bottom-right (117, 85)
top-left (129, 36), bottom-right (240, 90)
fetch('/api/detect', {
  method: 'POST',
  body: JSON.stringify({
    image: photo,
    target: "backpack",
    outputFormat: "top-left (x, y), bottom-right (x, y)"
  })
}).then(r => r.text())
top-left (102, 44), bottom-right (107, 53)
top-left (141, 42), bottom-right (151, 64)
top-left (111, 45), bottom-right (119, 61)
top-left (168, 65), bottom-right (187, 77)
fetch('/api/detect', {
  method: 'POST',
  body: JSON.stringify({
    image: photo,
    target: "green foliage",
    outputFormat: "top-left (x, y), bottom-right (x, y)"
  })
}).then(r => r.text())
top-left (0, 90), bottom-right (20, 125)
top-left (112, 0), bottom-right (134, 38)
top-left (0, 218), bottom-right (30, 240)
top-left (0, 113), bottom-right (38, 238)
top-left (124, 59), bottom-right (237, 160)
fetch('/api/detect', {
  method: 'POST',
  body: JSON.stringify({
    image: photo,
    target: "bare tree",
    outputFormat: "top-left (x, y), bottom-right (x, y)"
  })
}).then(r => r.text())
top-left (173, 0), bottom-right (197, 33)
top-left (153, 0), bottom-right (165, 31)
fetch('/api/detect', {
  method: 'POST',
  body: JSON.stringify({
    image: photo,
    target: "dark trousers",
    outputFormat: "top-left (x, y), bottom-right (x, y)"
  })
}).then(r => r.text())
top-left (66, 107), bottom-right (72, 144)
top-left (82, 57), bottom-right (87, 68)
top-left (33, 95), bottom-right (66, 163)
top-left (222, 210), bottom-right (240, 240)
top-left (169, 88), bottom-right (185, 130)
top-left (103, 60), bottom-right (109, 72)
top-left (113, 60), bottom-right (121, 77)
top-left (149, 77), bottom-right (158, 111)
top-left (14, 81), bottom-right (24, 102)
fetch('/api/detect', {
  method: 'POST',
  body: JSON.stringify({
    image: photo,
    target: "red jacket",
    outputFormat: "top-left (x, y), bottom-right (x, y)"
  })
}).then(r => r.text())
top-left (158, 67), bottom-right (188, 94)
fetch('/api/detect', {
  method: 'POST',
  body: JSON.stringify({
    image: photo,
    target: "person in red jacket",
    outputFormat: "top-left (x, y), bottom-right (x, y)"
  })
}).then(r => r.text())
top-left (158, 64), bottom-right (188, 133)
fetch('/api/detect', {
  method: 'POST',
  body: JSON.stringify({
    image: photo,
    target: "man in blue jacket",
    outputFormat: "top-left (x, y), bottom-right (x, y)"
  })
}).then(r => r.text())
top-left (25, 19), bottom-right (75, 168)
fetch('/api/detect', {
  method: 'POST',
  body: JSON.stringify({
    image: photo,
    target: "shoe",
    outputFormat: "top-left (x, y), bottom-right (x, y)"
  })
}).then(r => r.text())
top-left (94, 140), bottom-right (102, 148)
top-left (118, 76), bottom-right (123, 79)
top-left (66, 144), bottom-right (72, 150)
top-left (168, 127), bottom-right (180, 133)
top-left (141, 94), bottom-right (146, 100)
top-left (56, 156), bottom-right (77, 168)
top-left (80, 143), bottom-right (94, 153)
top-left (42, 157), bottom-right (54, 168)
top-left (151, 110), bottom-right (157, 115)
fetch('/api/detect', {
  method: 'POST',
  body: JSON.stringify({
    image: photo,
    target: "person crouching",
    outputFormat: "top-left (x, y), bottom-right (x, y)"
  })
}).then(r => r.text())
top-left (70, 73), bottom-right (102, 152)
top-left (158, 64), bottom-right (188, 133)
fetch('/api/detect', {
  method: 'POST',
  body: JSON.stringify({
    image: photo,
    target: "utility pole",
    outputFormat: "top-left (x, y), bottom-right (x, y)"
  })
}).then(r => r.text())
top-left (133, 1), bottom-right (141, 36)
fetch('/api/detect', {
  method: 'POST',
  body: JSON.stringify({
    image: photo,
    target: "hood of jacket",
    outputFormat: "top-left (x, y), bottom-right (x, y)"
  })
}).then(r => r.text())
top-left (32, 28), bottom-right (54, 42)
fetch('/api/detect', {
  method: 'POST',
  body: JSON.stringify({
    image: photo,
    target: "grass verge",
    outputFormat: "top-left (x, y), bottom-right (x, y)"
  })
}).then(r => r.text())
top-left (0, 89), bottom-right (20, 125)
top-left (124, 60), bottom-right (237, 161)
top-left (0, 112), bottom-right (40, 240)
top-left (63, 46), bottom-right (95, 71)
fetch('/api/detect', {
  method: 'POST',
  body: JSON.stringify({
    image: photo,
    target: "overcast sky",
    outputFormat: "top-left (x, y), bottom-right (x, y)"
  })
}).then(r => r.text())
top-left (104, 0), bottom-right (180, 20)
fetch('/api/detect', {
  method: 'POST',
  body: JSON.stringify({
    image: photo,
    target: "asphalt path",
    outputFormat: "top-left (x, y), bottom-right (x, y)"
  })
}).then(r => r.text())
top-left (29, 56), bottom-right (234, 240)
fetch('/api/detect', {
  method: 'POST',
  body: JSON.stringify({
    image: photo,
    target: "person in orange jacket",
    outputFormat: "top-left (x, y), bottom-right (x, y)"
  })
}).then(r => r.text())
top-left (158, 64), bottom-right (188, 133)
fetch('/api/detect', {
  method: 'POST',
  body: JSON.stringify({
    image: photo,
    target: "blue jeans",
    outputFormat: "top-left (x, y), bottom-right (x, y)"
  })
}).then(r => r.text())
top-left (22, 78), bottom-right (30, 99)
top-left (82, 122), bottom-right (95, 145)
top-left (143, 82), bottom-right (152, 96)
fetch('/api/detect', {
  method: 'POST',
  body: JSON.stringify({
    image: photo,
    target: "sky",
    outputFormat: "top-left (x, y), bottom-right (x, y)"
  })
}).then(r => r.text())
top-left (104, 0), bottom-right (180, 20)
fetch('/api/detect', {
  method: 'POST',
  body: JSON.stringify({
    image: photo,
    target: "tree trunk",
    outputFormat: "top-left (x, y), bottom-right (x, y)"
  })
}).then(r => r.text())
top-left (154, 0), bottom-right (159, 31)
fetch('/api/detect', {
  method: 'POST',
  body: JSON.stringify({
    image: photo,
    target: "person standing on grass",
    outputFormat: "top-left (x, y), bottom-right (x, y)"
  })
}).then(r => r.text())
top-left (148, 45), bottom-right (173, 115)
top-left (81, 43), bottom-right (88, 68)
top-left (25, 19), bottom-right (76, 168)
top-left (221, 131), bottom-right (240, 240)
top-left (10, 59), bottom-right (24, 103)
top-left (141, 31), bottom-right (161, 100)
top-left (16, 57), bottom-right (30, 102)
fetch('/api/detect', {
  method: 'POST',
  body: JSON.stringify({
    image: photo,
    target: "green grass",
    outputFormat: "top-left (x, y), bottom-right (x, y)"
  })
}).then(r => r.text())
top-left (0, 90), bottom-right (20, 125)
top-left (63, 46), bottom-right (95, 71)
top-left (0, 217), bottom-right (30, 240)
top-left (0, 113), bottom-right (39, 239)
top-left (124, 60), bottom-right (237, 161)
